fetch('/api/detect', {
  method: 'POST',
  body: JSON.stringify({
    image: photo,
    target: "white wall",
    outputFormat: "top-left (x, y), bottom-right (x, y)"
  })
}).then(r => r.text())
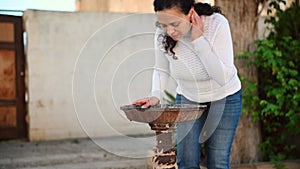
top-left (24, 10), bottom-right (176, 141)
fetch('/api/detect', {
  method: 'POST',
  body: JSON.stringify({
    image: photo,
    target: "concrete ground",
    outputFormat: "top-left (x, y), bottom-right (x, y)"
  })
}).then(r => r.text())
top-left (1, 136), bottom-right (300, 169)
top-left (0, 136), bottom-right (153, 169)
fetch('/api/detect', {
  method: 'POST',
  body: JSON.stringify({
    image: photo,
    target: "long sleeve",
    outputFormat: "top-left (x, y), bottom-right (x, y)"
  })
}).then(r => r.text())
top-left (191, 17), bottom-right (236, 86)
top-left (151, 29), bottom-right (170, 100)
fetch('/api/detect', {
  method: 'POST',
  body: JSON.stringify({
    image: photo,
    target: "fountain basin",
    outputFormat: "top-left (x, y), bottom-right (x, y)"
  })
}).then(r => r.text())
top-left (120, 104), bottom-right (206, 124)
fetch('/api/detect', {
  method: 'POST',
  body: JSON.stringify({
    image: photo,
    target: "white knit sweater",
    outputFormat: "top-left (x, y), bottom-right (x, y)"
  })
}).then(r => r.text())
top-left (151, 13), bottom-right (241, 103)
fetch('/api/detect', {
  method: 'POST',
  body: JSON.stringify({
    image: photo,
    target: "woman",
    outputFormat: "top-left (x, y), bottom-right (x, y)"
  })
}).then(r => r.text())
top-left (132, 0), bottom-right (242, 168)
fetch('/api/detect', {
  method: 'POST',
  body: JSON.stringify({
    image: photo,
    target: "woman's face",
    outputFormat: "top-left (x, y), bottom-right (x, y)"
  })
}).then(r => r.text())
top-left (156, 7), bottom-right (193, 41)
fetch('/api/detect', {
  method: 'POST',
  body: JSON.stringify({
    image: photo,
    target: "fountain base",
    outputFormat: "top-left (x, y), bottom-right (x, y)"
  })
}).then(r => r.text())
top-left (150, 123), bottom-right (177, 169)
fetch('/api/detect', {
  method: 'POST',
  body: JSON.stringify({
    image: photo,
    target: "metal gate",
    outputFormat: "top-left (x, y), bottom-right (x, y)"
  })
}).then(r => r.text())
top-left (0, 14), bottom-right (26, 139)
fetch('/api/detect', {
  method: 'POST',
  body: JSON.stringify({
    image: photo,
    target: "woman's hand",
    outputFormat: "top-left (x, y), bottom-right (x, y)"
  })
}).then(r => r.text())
top-left (131, 97), bottom-right (160, 108)
top-left (190, 10), bottom-right (204, 41)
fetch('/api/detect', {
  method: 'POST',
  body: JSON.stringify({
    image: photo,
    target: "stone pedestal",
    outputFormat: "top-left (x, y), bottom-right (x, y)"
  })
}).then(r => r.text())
top-left (150, 123), bottom-right (177, 169)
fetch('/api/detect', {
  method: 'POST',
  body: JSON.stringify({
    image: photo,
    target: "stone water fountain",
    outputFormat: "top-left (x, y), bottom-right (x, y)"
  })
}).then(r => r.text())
top-left (120, 104), bottom-right (206, 169)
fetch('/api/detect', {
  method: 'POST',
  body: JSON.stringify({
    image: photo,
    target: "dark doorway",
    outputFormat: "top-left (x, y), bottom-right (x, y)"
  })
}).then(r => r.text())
top-left (0, 14), bottom-right (26, 139)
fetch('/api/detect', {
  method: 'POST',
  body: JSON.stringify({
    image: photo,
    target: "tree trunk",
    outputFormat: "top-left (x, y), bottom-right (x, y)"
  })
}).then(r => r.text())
top-left (214, 0), bottom-right (262, 165)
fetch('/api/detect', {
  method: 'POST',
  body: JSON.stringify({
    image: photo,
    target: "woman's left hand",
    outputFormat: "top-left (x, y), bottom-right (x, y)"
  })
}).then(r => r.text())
top-left (190, 11), bottom-right (204, 41)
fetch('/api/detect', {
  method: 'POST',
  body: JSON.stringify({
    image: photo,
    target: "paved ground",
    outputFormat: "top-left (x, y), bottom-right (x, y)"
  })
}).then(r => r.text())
top-left (0, 136), bottom-right (154, 169)
top-left (1, 136), bottom-right (300, 169)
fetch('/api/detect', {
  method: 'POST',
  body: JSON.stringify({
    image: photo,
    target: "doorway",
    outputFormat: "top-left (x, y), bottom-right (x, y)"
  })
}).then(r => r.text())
top-left (0, 14), bottom-right (26, 139)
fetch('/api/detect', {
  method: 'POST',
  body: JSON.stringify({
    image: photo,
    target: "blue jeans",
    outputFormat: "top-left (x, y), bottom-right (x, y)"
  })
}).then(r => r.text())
top-left (176, 90), bottom-right (242, 169)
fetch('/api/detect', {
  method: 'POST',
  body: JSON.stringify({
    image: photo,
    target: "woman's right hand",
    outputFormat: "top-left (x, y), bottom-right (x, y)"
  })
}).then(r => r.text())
top-left (131, 97), bottom-right (160, 108)
top-left (190, 8), bottom-right (204, 41)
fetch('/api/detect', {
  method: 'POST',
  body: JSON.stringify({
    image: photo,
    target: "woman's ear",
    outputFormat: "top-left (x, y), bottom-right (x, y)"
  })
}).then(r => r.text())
top-left (188, 7), bottom-right (195, 23)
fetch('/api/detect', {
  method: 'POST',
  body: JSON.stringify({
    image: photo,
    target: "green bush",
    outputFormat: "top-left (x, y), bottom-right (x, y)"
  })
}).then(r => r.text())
top-left (238, 0), bottom-right (300, 166)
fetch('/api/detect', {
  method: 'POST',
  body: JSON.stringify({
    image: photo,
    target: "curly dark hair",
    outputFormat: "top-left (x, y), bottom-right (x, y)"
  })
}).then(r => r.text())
top-left (153, 0), bottom-right (222, 59)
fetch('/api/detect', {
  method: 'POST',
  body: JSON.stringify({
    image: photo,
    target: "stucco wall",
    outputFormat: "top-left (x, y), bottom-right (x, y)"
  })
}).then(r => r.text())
top-left (22, 9), bottom-right (271, 142)
top-left (76, 0), bottom-right (154, 13)
top-left (24, 10), bottom-right (176, 141)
